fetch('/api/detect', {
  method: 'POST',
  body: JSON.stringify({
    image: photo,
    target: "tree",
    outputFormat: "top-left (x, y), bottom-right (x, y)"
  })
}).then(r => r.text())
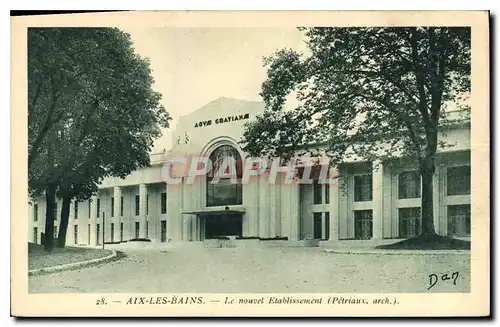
top-left (28, 28), bottom-right (171, 251)
top-left (241, 27), bottom-right (470, 238)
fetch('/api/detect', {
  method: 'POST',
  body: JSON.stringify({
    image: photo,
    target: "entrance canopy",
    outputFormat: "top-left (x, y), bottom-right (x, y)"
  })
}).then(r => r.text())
top-left (181, 205), bottom-right (246, 216)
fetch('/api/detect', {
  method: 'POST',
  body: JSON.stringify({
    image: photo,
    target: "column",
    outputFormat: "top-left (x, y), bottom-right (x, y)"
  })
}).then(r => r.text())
top-left (89, 196), bottom-right (97, 245)
top-left (382, 166), bottom-right (393, 238)
top-left (258, 171), bottom-right (270, 237)
top-left (139, 184), bottom-right (147, 238)
top-left (372, 160), bottom-right (384, 240)
top-left (433, 165), bottom-right (441, 235)
top-left (123, 190), bottom-right (132, 241)
top-left (167, 182), bottom-right (182, 242)
top-left (328, 167), bottom-right (339, 241)
top-left (269, 175), bottom-right (277, 238)
top-left (113, 186), bottom-right (121, 242)
top-left (243, 175), bottom-right (259, 237)
top-left (289, 180), bottom-right (300, 241)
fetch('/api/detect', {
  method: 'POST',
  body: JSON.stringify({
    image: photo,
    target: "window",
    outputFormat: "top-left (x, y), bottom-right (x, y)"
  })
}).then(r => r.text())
top-left (354, 210), bottom-right (373, 239)
top-left (135, 222), bottom-right (140, 239)
top-left (207, 179), bottom-right (242, 206)
top-left (110, 223), bottom-right (115, 242)
top-left (135, 195), bottom-right (140, 216)
top-left (88, 200), bottom-right (91, 218)
top-left (161, 220), bottom-right (167, 242)
top-left (354, 175), bottom-right (373, 202)
top-left (161, 192), bottom-right (167, 214)
top-left (398, 171), bottom-right (421, 199)
top-left (325, 212), bottom-right (330, 240)
top-left (74, 225), bottom-right (78, 244)
top-left (398, 207), bottom-right (422, 238)
top-left (313, 212), bottom-right (330, 240)
top-left (325, 184), bottom-right (330, 204)
top-left (33, 204), bottom-right (38, 221)
top-left (96, 224), bottom-right (101, 245)
top-left (97, 199), bottom-right (100, 218)
top-left (54, 226), bottom-right (58, 239)
top-left (447, 166), bottom-right (471, 196)
top-left (88, 224), bottom-right (91, 244)
top-left (120, 196), bottom-right (124, 216)
top-left (447, 204), bottom-right (471, 237)
top-left (146, 221), bottom-right (149, 238)
top-left (120, 222), bottom-right (124, 241)
top-left (74, 201), bottom-right (78, 219)
top-left (313, 180), bottom-right (322, 204)
top-left (111, 197), bottom-right (115, 217)
top-left (313, 212), bottom-right (322, 239)
top-left (206, 145), bottom-right (243, 207)
top-left (33, 227), bottom-right (38, 243)
top-left (53, 202), bottom-right (58, 220)
top-left (146, 194), bottom-right (149, 215)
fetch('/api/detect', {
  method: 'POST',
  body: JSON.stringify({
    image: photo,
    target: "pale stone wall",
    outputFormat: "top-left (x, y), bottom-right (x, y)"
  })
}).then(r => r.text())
top-left (27, 98), bottom-right (471, 246)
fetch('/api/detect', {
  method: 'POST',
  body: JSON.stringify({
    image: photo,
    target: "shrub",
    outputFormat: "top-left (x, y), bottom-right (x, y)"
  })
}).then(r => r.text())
top-left (209, 236), bottom-right (231, 240)
top-left (260, 236), bottom-right (289, 241)
top-left (104, 241), bottom-right (121, 245)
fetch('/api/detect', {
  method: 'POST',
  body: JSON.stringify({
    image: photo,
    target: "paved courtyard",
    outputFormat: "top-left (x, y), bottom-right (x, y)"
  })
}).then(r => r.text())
top-left (29, 245), bottom-right (470, 293)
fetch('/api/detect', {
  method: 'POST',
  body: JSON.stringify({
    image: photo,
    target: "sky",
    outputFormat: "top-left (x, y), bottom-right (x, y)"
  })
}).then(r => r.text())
top-left (121, 27), bottom-right (308, 153)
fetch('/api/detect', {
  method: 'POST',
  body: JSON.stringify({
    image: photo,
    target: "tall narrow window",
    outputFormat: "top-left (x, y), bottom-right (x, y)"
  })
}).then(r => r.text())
top-left (161, 192), bottom-right (167, 214)
top-left (97, 199), bottom-right (100, 218)
top-left (74, 225), bottom-right (78, 244)
top-left (88, 224), bottom-right (91, 244)
top-left (135, 222), bottom-right (140, 239)
top-left (120, 196), bottom-right (124, 216)
top-left (146, 221), bottom-right (149, 238)
top-left (33, 204), bottom-right (38, 221)
top-left (447, 166), bottom-right (471, 196)
top-left (324, 212), bottom-right (330, 240)
top-left (160, 220), bottom-right (167, 242)
top-left (354, 210), bottom-right (373, 239)
top-left (33, 227), bottom-right (38, 243)
top-left (120, 222), bottom-right (124, 241)
top-left (313, 180), bottom-right (322, 204)
top-left (313, 212), bottom-right (322, 239)
top-left (74, 201), bottom-right (78, 219)
top-left (88, 199), bottom-right (91, 218)
top-left (206, 145), bottom-right (243, 206)
top-left (354, 174), bottom-right (373, 202)
top-left (447, 204), bottom-right (471, 237)
top-left (111, 197), bottom-right (115, 217)
top-left (324, 184), bottom-right (330, 204)
top-left (96, 224), bottom-right (101, 245)
top-left (398, 207), bottom-right (422, 238)
top-left (135, 195), bottom-right (140, 216)
top-left (110, 223), bottom-right (115, 242)
top-left (398, 171), bottom-right (421, 199)
top-left (146, 194), bottom-right (149, 215)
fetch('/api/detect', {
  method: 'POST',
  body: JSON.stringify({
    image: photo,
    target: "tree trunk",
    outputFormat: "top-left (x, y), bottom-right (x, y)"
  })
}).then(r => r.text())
top-left (43, 184), bottom-right (56, 252)
top-left (420, 157), bottom-right (437, 235)
top-left (56, 196), bottom-right (71, 248)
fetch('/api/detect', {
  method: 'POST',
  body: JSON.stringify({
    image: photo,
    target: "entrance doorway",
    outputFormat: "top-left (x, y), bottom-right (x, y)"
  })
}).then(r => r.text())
top-left (203, 214), bottom-right (243, 239)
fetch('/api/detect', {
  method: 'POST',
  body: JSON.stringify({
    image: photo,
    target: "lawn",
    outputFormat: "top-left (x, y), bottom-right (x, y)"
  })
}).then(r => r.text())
top-left (28, 242), bottom-right (113, 270)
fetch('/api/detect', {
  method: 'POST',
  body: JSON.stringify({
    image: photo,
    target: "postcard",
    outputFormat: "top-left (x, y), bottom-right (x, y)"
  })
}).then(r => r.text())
top-left (11, 10), bottom-right (489, 317)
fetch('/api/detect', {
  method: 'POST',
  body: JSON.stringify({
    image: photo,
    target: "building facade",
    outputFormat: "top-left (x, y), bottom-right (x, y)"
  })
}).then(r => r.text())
top-left (28, 97), bottom-right (471, 247)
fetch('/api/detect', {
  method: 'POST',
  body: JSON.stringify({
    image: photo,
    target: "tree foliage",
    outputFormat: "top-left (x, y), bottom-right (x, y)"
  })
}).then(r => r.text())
top-left (242, 27), bottom-right (471, 236)
top-left (28, 28), bottom-right (171, 249)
